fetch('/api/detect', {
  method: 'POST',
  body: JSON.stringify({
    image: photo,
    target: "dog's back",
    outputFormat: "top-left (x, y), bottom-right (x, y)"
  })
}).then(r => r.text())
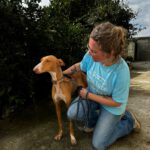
top-left (70, 71), bottom-right (87, 88)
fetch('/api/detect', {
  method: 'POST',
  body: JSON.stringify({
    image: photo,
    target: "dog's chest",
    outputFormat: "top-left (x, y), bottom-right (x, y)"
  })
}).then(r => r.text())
top-left (53, 84), bottom-right (66, 103)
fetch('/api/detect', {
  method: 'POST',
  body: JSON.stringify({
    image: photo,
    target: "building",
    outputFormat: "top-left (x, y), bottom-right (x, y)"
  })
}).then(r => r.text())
top-left (127, 37), bottom-right (150, 61)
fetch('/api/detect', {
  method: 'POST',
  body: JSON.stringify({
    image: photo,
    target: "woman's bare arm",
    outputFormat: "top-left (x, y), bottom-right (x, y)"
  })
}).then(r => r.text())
top-left (63, 62), bottom-right (81, 75)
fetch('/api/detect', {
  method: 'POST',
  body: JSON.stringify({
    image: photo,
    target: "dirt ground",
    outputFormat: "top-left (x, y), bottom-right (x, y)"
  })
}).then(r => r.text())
top-left (0, 61), bottom-right (150, 150)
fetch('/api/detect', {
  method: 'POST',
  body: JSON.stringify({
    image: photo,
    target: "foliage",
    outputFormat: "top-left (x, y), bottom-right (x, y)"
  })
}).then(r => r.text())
top-left (0, 0), bottom-right (139, 118)
top-left (0, 0), bottom-right (46, 117)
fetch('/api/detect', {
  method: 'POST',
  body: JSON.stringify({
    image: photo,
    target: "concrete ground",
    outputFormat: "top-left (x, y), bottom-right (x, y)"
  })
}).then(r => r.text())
top-left (0, 61), bottom-right (150, 150)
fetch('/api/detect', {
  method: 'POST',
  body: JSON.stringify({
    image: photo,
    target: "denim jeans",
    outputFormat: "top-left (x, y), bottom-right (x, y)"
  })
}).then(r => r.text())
top-left (67, 97), bottom-right (134, 150)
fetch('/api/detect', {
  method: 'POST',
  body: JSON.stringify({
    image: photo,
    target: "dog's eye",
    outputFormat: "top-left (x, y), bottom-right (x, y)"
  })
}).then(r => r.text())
top-left (46, 59), bottom-right (50, 63)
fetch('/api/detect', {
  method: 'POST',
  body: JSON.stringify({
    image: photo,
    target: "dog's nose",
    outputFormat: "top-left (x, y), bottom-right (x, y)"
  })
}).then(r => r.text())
top-left (33, 66), bottom-right (39, 74)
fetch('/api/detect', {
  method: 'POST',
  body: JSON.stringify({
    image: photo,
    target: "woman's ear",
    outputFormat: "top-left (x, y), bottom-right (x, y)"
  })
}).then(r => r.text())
top-left (110, 49), bottom-right (115, 57)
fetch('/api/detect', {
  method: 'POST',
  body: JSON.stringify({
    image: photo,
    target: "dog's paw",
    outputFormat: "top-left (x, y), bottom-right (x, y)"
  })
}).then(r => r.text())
top-left (70, 135), bottom-right (77, 145)
top-left (54, 133), bottom-right (63, 141)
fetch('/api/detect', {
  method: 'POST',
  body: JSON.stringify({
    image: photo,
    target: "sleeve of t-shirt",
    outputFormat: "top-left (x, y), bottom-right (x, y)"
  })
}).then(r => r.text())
top-left (112, 67), bottom-right (130, 103)
top-left (80, 52), bottom-right (92, 73)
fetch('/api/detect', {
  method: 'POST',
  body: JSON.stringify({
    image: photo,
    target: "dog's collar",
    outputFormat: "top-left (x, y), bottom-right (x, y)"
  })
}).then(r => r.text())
top-left (63, 74), bottom-right (72, 79)
top-left (52, 74), bottom-right (76, 84)
top-left (52, 76), bottom-right (64, 84)
top-left (52, 74), bottom-right (74, 84)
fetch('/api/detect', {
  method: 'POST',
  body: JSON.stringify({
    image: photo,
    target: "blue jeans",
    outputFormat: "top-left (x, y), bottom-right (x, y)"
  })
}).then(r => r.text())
top-left (67, 97), bottom-right (134, 150)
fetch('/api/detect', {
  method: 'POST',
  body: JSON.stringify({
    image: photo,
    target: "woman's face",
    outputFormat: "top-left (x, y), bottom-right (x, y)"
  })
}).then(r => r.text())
top-left (88, 38), bottom-right (113, 65)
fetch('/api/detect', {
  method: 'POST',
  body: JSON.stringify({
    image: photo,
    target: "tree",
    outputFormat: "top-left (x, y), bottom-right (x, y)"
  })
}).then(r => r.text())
top-left (42, 0), bottom-right (138, 62)
top-left (0, 0), bottom-right (47, 117)
top-left (0, 0), bottom-right (139, 117)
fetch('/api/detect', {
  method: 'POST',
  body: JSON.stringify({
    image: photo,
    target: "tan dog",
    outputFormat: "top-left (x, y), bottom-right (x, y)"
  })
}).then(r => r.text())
top-left (33, 55), bottom-right (87, 145)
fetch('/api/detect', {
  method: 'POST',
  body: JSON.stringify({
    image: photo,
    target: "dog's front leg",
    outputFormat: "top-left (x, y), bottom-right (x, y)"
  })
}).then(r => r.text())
top-left (66, 99), bottom-right (77, 145)
top-left (54, 101), bottom-right (63, 141)
top-left (69, 120), bottom-right (77, 145)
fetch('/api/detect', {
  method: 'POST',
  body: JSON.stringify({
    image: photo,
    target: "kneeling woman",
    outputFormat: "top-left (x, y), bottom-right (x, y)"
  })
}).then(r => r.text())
top-left (63, 22), bottom-right (141, 150)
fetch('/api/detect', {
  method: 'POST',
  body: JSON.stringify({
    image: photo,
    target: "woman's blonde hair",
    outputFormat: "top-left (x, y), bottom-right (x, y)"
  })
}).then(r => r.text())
top-left (90, 22), bottom-right (127, 57)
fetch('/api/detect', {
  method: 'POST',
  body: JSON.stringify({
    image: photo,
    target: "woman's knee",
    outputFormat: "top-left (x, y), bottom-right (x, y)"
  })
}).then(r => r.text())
top-left (67, 104), bottom-right (77, 120)
top-left (92, 139), bottom-right (105, 150)
top-left (92, 130), bottom-right (106, 150)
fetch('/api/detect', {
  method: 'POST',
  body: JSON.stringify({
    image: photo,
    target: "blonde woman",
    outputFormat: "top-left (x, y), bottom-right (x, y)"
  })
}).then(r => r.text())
top-left (63, 22), bottom-right (141, 150)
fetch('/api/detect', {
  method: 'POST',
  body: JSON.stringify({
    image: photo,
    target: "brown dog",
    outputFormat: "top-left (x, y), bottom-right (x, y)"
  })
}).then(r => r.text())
top-left (33, 55), bottom-right (87, 145)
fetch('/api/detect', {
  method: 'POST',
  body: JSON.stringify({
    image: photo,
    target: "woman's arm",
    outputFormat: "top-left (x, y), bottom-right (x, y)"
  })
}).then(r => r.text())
top-left (80, 88), bottom-right (121, 107)
top-left (88, 92), bottom-right (121, 107)
top-left (63, 62), bottom-right (81, 75)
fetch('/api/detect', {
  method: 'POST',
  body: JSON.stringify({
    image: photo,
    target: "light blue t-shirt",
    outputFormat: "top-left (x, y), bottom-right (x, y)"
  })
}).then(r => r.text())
top-left (80, 53), bottom-right (130, 115)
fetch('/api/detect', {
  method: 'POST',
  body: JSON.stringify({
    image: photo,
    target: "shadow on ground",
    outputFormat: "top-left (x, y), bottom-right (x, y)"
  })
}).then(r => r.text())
top-left (0, 61), bottom-right (150, 150)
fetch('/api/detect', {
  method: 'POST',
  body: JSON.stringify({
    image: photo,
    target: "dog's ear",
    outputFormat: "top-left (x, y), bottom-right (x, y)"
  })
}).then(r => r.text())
top-left (58, 59), bottom-right (65, 66)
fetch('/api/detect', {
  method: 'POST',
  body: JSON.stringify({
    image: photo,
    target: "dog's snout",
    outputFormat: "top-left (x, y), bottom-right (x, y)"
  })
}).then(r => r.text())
top-left (33, 66), bottom-right (40, 74)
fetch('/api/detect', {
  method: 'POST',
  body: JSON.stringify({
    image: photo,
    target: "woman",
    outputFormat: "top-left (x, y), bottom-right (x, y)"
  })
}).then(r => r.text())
top-left (63, 22), bottom-right (141, 150)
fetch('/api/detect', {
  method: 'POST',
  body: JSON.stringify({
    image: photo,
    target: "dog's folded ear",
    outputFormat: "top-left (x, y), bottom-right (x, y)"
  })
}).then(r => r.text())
top-left (58, 59), bottom-right (65, 66)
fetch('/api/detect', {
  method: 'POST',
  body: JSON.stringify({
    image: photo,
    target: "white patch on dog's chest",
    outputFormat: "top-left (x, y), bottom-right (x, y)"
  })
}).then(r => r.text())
top-left (49, 72), bottom-right (66, 103)
top-left (54, 84), bottom-right (66, 103)
top-left (49, 72), bottom-right (57, 81)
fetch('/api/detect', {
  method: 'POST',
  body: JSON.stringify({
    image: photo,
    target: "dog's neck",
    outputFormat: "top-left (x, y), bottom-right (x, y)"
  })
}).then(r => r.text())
top-left (48, 67), bottom-right (63, 84)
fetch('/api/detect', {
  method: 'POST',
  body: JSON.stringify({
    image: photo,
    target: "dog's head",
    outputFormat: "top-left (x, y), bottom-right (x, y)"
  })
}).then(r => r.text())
top-left (33, 55), bottom-right (65, 74)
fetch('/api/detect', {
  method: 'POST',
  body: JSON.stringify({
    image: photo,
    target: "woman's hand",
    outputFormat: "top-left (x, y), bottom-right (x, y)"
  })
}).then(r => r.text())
top-left (79, 88), bottom-right (122, 107)
top-left (79, 88), bottom-right (89, 99)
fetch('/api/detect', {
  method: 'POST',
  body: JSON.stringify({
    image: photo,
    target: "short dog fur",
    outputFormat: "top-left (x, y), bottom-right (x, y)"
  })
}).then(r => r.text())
top-left (33, 55), bottom-right (87, 144)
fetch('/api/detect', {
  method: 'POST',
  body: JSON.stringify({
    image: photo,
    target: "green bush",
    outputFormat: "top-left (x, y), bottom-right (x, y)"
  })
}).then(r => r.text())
top-left (0, 0), bottom-right (138, 118)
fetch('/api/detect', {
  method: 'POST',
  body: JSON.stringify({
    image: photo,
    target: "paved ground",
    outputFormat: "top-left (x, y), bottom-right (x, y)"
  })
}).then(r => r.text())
top-left (0, 61), bottom-right (150, 150)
